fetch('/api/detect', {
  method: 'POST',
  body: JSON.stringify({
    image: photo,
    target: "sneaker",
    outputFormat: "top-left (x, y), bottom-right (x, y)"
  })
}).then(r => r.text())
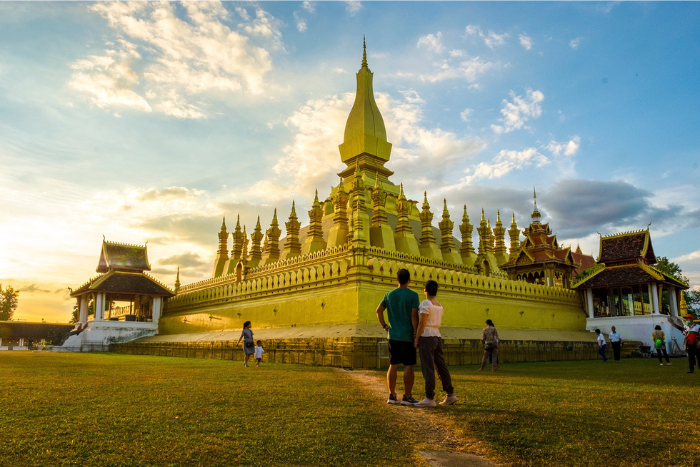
top-left (414, 398), bottom-right (437, 408)
top-left (440, 394), bottom-right (458, 406)
top-left (387, 394), bottom-right (400, 405)
top-left (688, 371), bottom-right (695, 374)
top-left (666, 363), bottom-right (672, 366)
top-left (244, 363), bottom-right (249, 367)
top-left (660, 363), bottom-right (664, 366)
top-left (401, 395), bottom-right (420, 406)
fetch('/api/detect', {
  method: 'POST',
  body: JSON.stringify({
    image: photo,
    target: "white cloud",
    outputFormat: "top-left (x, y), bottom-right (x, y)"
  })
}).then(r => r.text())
top-left (302, 1), bottom-right (315, 13)
top-left (519, 34), bottom-right (533, 50)
top-left (420, 56), bottom-right (494, 83)
top-left (491, 89), bottom-right (545, 134)
top-left (332, 67), bottom-right (347, 74)
top-left (545, 136), bottom-right (581, 157)
top-left (417, 32), bottom-right (444, 54)
top-left (449, 49), bottom-right (465, 58)
top-left (464, 24), bottom-right (509, 49)
top-left (462, 148), bottom-right (549, 184)
top-left (484, 31), bottom-right (509, 49)
top-left (294, 12), bottom-right (307, 32)
top-left (345, 1), bottom-right (363, 15)
top-left (460, 108), bottom-right (474, 122)
top-left (676, 250), bottom-right (700, 262)
top-left (570, 37), bottom-right (584, 49)
top-left (69, 2), bottom-right (281, 118)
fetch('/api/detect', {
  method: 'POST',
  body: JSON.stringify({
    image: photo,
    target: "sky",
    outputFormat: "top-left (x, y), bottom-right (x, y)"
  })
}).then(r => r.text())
top-left (1, 1), bottom-right (699, 323)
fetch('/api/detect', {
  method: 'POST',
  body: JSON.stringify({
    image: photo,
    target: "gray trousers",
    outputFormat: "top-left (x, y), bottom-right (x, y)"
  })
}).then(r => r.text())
top-left (418, 336), bottom-right (454, 399)
top-left (481, 346), bottom-right (499, 370)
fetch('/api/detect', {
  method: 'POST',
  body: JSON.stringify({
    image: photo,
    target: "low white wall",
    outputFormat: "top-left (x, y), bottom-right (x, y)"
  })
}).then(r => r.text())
top-left (586, 314), bottom-right (685, 355)
top-left (56, 321), bottom-right (159, 352)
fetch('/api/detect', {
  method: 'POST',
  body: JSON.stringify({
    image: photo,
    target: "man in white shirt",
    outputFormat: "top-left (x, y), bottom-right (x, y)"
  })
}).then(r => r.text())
top-left (595, 329), bottom-right (607, 362)
top-left (609, 326), bottom-right (622, 362)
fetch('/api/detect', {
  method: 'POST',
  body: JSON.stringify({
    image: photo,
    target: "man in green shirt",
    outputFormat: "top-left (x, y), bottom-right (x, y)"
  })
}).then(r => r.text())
top-left (376, 268), bottom-right (420, 405)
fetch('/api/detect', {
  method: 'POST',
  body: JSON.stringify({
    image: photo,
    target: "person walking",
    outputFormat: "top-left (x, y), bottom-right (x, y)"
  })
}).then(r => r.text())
top-left (413, 280), bottom-right (457, 408)
top-left (479, 319), bottom-right (499, 372)
top-left (683, 314), bottom-right (699, 373)
top-left (609, 326), bottom-right (622, 362)
top-left (595, 329), bottom-right (607, 362)
top-left (376, 268), bottom-right (420, 406)
top-left (236, 321), bottom-right (255, 367)
top-left (652, 325), bottom-right (671, 366)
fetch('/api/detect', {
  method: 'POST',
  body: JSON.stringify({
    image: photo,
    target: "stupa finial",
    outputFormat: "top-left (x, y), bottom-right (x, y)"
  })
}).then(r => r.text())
top-left (362, 35), bottom-right (368, 68)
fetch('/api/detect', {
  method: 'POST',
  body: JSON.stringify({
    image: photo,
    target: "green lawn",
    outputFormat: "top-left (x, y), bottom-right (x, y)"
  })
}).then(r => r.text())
top-left (0, 353), bottom-right (418, 466)
top-left (3, 354), bottom-right (697, 467)
top-left (410, 359), bottom-right (699, 467)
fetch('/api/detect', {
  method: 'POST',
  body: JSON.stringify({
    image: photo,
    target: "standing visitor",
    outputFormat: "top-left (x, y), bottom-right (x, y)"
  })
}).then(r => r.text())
top-left (652, 325), bottom-right (671, 366)
top-left (413, 280), bottom-right (457, 407)
top-left (610, 326), bottom-right (622, 362)
top-left (376, 268), bottom-right (420, 406)
top-left (479, 319), bottom-right (499, 372)
top-left (254, 340), bottom-right (265, 367)
top-left (236, 321), bottom-right (255, 368)
top-left (683, 314), bottom-right (699, 373)
top-left (595, 329), bottom-right (607, 362)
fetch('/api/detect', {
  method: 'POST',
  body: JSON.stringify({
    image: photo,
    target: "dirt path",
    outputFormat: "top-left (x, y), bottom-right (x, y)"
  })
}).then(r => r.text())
top-left (339, 369), bottom-right (499, 467)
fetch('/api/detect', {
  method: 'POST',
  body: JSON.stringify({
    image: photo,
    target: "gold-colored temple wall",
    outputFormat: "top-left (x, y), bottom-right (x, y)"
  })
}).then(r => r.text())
top-left (160, 247), bottom-right (584, 336)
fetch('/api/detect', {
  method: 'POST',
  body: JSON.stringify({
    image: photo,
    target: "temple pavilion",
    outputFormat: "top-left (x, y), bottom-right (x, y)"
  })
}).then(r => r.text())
top-left (61, 240), bottom-right (173, 351)
top-left (572, 229), bottom-right (689, 352)
top-left (499, 190), bottom-right (583, 288)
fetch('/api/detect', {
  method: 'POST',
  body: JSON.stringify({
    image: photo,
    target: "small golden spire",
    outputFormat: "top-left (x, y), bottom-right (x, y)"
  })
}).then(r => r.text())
top-left (291, 200), bottom-right (297, 216)
top-left (398, 183), bottom-right (405, 199)
top-left (362, 36), bottom-right (368, 68)
top-left (423, 191), bottom-right (428, 205)
top-left (313, 189), bottom-right (319, 205)
top-left (481, 208), bottom-right (485, 222)
top-left (443, 199), bottom-right (449, 216)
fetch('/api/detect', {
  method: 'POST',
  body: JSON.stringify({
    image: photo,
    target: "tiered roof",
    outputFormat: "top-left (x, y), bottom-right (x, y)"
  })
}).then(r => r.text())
top-left (71, 240), bottom-right (173, 298)
top-left (573, 229), bottom-right (688, 289)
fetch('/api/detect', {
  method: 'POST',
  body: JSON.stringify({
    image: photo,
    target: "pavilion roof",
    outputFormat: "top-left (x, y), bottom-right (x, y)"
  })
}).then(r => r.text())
top-left (97, 240), bottom-right (150, 273)
top-left (572, 263), bottom-right (688, 290)
top-left (572, 251), bottom-right (596, 277)
top-left (598, 229), bottom-right (655, 265)
top-left (70, 270), bottom-right (174, 298)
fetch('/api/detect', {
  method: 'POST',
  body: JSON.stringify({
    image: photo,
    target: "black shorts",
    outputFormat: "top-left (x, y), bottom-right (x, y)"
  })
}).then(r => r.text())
top-left (388, 339), bottom-right (416, 366)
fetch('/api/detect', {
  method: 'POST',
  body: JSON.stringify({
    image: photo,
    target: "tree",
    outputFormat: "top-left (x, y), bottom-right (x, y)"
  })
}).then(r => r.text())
top-left (654, 257), bottom-right (689, 283)
top-left (0, 284), bottom-right (19, 321)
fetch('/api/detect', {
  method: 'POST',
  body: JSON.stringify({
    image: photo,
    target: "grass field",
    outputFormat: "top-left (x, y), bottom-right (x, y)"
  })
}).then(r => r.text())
top-left (0, 353), bottom-right (417, 466)
top-left (411, 359), bottom-right (700, 467)
top-left (1, 353), bottom-right (698, 467)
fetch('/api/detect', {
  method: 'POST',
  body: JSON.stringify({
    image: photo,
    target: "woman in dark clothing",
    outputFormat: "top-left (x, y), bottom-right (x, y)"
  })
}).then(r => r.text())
top-left (479, 319), bottom-right (499, 371)
top-left (236, 321), bottom-right (255, 367)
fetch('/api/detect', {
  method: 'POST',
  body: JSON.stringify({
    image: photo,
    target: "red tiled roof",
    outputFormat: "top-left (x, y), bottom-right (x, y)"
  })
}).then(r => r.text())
top-left (572, 252), bottom-right (595, 277)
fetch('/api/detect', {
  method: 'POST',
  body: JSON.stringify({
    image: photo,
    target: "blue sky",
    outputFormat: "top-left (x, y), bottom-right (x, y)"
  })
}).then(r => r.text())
top-left (1, 1), bottom-right (699, 322)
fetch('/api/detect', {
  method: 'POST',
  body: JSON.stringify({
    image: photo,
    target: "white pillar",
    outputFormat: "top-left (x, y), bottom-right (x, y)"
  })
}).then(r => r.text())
top-left (94, 293), bottom-right (104, 321)
top-left (586, 289), bottom-right (595, 319)
top-left (79, 296), bottom-right (88, 325)
top-left (0, 337), bottom-right (3, 346)
top-left (650, 283), bottom-right (660, 314)
top-left (669, 286), bottom-right (679, 318)
top-left (19, 338), bottom-right (24, 348)
top-left (152, 297), bottom-right (162, 325)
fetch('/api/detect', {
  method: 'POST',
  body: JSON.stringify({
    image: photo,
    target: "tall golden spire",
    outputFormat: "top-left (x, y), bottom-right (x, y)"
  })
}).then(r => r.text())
top-left (338, 38), bottom-right (392, 164)
top-left (362, 35), bottom-right (368, 68)
top-left (174, 266), bottom-right (181, 293)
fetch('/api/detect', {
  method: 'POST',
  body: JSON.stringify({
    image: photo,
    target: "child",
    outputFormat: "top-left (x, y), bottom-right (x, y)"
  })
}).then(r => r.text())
top-left (254, 340), bottom-right (264, 367)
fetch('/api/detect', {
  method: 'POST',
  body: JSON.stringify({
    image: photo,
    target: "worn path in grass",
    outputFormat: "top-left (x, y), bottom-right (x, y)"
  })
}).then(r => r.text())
top-left (341, 369), bottom-right (498, 467)
top-left (348, 360), bottom-right (700, 467)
